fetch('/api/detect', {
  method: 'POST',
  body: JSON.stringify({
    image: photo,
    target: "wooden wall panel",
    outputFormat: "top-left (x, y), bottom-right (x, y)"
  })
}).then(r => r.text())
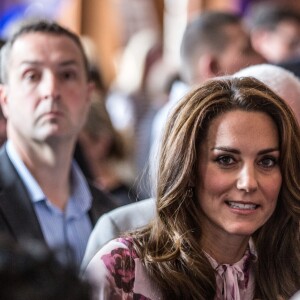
top-left (56, 0), bottom-right (82, 34)
top-left (81, 0), bottom-right (122, 87)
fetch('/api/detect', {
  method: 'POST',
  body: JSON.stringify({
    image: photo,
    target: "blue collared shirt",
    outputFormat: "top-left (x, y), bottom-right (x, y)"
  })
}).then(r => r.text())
top-left (6, 141), bottom-right (93, 268)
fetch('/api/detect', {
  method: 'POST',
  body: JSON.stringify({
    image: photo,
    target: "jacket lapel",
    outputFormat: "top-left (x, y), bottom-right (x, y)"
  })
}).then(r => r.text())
top-left (0, 146), bottom-right (44, 241)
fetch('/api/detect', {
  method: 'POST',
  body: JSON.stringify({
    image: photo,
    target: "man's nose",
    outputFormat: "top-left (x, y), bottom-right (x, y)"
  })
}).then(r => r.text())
top-left (40, 73), bottom-right (60, 100)
top-left (236, 164), bottom-right (258, 193)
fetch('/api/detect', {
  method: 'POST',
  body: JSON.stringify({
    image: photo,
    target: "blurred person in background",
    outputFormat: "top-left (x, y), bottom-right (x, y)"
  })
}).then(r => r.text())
top-left (75, 36), bottom-right (138, 206)
top-left (0, 235), bottom-right (92, 300)
top-left (247, 3), bottom-right (300, 64)
top-left (105, 29), bottom-right (163, 136)
top-left (77, 96), bottom-right (138, 207)
top-left (0, 20), bottom-right (116, 269)
top-left (102, 30), bottom-right (176, 199)
top-left (180, 11), bottom-right (263, 85)
top-left (234, 63), bottom-right (300, 123)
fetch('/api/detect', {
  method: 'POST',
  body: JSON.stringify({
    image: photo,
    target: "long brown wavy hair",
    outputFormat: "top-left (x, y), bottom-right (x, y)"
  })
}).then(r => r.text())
top-left (130, 76), bottom-right (300, 299)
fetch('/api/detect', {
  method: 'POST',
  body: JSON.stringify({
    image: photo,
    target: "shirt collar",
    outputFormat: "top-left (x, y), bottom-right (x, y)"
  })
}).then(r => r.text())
top-left (68, 160), bottom-right (92, 217)
top-left (6, 140), bottom-right (44, 202)
top-left (6, 140), bottom-right (92, 215)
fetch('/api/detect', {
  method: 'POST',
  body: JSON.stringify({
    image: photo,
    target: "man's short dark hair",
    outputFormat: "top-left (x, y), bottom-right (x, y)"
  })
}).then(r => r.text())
top-left (0, 19), bottom-right (89, 83)
top-left (180, 11), bottom-right (242, 83)
top-left (248, 3), bottom-right (300, 31)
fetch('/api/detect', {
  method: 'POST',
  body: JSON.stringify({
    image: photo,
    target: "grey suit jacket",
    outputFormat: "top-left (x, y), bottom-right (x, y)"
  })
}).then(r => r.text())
top-left (81, 197), bottom-right (155, 271)
top-left (0, 145), bottom-right (116, 245)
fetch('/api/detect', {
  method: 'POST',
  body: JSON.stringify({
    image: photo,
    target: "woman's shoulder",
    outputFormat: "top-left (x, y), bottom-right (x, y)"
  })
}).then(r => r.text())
top-left (86, 237), bottom-right (137, 271)
top-left (84, 237), bottom-right (139, 297)
top-left (98, 237), bottom-right (138, 272)
top-left (84, 237), bottom-right (162, 300)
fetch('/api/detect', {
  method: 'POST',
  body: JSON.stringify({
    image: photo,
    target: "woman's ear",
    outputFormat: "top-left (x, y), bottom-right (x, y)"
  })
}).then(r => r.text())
top-left (188, 175), bottom-right (196, 188)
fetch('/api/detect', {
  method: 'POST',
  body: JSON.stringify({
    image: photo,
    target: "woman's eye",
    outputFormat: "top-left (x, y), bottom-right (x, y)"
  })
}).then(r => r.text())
top-left (258, 157), bottom-right (277, 168)
top-left (215, 156), bottom-right (235, 166)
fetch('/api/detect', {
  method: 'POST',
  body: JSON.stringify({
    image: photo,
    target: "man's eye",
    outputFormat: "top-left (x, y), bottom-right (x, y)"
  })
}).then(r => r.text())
top-left (215, 156), bottom-right (235, 166)
top-left (61, 71), bottom-right (76, 80)
top-left (24, 72), bottom-right (39, 81)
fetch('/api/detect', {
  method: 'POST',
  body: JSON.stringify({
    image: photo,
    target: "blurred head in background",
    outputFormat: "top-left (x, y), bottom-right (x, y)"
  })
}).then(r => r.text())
top-left (180, 11), bottom-right (264, 85)
top-left (247, 3), bottom-right (300, 64)
top-left (0, 236), bottom-right (92, 300)
top-left (234, 63), bottom-right (300, 123)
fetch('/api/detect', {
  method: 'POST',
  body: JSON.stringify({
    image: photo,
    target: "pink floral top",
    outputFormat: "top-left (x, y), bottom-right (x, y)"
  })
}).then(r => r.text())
top-left (84, 237), bottom-right (257, 300)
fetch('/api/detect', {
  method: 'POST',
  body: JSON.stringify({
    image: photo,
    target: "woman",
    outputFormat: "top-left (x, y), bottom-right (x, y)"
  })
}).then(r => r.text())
top-left (85, 77), bottom-right (300, 299)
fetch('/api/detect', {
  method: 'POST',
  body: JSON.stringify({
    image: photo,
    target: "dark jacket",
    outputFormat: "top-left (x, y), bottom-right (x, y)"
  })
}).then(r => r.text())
top-left (0, 146), bottom-right (117, 243)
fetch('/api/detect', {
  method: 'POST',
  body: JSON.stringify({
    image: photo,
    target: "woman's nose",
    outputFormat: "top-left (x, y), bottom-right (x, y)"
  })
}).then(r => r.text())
top-left (236, 165), bottom-right (258, 193)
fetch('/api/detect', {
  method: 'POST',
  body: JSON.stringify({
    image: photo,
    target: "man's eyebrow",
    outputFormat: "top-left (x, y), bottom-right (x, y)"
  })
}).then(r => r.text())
top-left (58, 60), bottom-right (80, 67)
top-left (19, 59), bottom-right (80, 67)
top-left (20, 60), bottom-right (41, 66)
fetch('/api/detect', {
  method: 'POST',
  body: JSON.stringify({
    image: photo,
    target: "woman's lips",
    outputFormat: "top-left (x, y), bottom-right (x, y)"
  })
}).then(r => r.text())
top-left (225, 201), bottom-right (259, 210)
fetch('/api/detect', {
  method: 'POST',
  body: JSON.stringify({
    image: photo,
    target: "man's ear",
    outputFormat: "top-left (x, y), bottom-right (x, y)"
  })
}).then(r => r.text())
top-left (197, 53), bottom-right (221, 80)
top-left (250, 30), bottom-right (269, 56)
top-left (0, 84), bottom-right (9, 118)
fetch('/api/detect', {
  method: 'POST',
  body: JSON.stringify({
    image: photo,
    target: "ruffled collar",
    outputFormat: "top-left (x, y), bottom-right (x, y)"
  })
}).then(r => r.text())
top-left (205, 238), bottom-right (257, 300)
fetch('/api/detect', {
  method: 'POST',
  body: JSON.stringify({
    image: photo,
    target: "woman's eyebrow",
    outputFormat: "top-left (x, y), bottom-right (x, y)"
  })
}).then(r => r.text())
top-left (211, 146), bottom-right (280, 155)
top-left (257, 148), bottom-right (280, 155)
top-left (211, 146), bottom-right (240, 154)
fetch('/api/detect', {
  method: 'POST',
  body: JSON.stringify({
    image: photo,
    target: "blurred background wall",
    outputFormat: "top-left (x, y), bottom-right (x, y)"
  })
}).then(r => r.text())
top-left (0, 0), bottom-right (299, 96)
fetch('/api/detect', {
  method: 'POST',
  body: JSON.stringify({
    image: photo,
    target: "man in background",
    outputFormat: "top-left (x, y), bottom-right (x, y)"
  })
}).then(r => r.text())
top-left (0, 20), bottom-right (116, 268)
top-left (248, 3), bottom-right (300, 64)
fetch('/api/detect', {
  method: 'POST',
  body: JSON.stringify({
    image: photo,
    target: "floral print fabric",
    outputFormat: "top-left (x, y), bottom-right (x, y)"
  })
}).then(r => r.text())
top-left (101, 246), bottom-right (136, 293)
top-left (100, 239), bottom-right (149, 298)
top-left (85, 237), bottom-right (256, 300)
top-left (85, 237), bottom-right (154, 299)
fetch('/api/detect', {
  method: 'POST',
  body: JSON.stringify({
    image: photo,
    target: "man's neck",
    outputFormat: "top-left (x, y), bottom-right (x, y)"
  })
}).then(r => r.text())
top-left (11, 138), bottom-right (75, 210)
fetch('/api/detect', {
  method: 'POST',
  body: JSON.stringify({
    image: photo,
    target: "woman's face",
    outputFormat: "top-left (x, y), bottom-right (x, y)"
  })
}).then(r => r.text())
top-left (196, 110), bottom-right (282, 239)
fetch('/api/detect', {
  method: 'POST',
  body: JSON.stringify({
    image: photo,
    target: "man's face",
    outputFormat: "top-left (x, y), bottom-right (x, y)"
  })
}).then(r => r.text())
top-left (217, 24), bottom-right (265, 75)
top-left (262, 20), bottom-right (300, 63)
top-left (0, 32), bottom-right (92, 146)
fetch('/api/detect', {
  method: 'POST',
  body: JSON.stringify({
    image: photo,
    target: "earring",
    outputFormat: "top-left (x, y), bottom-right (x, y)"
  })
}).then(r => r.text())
top-left (186, 187), bottom-right (194, 199)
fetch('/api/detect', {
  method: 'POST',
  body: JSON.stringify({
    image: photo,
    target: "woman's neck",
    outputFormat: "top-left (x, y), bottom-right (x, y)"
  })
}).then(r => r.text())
top-left (200, 225), bottom-right (250, 265)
